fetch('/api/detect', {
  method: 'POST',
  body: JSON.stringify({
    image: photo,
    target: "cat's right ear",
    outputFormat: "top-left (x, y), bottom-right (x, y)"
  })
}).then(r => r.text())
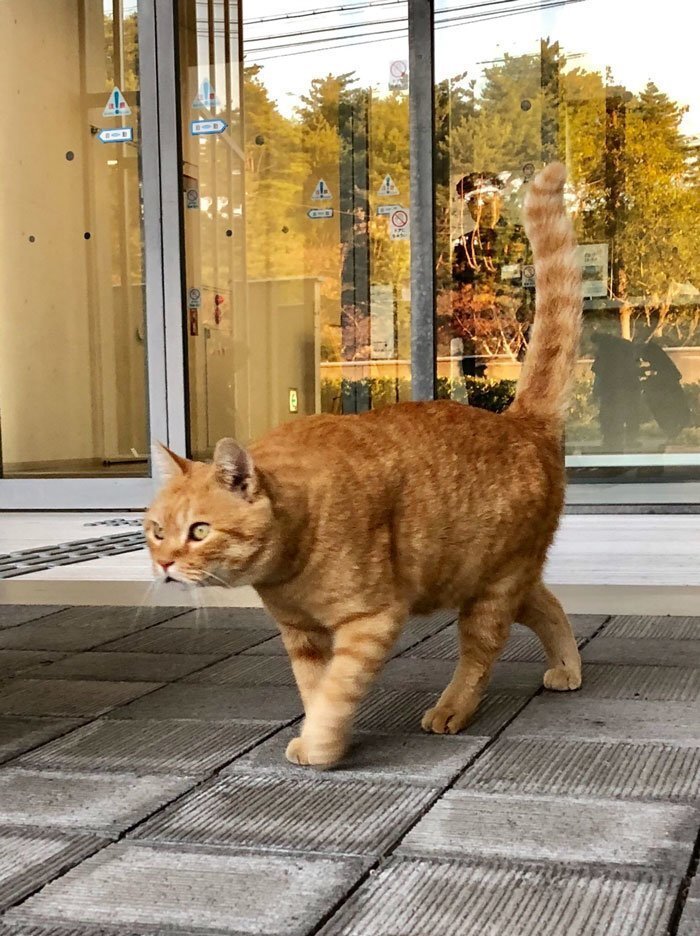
top-left (151, 442), bottom-right (190, 481)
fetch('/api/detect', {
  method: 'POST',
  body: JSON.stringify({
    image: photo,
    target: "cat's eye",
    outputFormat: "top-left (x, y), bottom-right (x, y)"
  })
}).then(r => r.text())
top-left (152, 523), bottom-right (164, 541)
top-left (189, 522), bottom-right (211, 541)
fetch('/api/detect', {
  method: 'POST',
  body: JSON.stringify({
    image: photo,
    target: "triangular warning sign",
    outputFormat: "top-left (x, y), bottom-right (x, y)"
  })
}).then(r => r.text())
top-left (103, 87), bottom-right (131, 117)
top-left (192, 79), bottom-right (220, 110)
top-left (378, 174), bottom-right (399, 196)
top-left (311, 179), bottom-right (332, 201)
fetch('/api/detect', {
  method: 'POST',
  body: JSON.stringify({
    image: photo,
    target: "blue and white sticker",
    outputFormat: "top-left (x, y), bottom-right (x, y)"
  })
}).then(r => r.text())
top-left (191, 119), bottom-right (227, 136)
top-left (97, 127), bottom-right (133, 144)
top-left (192, 79), bottom-right (220, 110)
top-left (308, 208), bottom-right (333, 219)
top-left (311, 179), bottom-right (332, 201)
top-left (103, 87), bottom-right (131, 117)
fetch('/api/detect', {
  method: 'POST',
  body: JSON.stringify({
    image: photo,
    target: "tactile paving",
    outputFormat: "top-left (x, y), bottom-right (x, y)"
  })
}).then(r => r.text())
top-left (0, 606), bottom-right (65, 630)
top-left (2, 843), bottom-right (365, 936)
top-left (0, 679), bottom-right (161, 718)
top-left (24, 651), bottom-right (221, 683)
top-left (398, 790), bottom-right (697, 871)
top-left (19, 718), bottom-right (278, 776)
top-left (107, 683), bottom-right (302, 722)
top-left (580, 664), bottom-right (700, 701)
top-left (0, 717), bottom-right (82, 765)
top-left (320, 857), bottom-right (677, 936)
top-left (0, 769), bottom-right (192, 833)
top-left (0, 830), bottom-right (102, 912)
top-left (133, 774), bottom-right (435, 855)
top-left (456, 736), bottom-right (700, 801)
top-left (603, 615), bottom-right (700, 640)
top-left (101, 624), bottom-right (271, 656)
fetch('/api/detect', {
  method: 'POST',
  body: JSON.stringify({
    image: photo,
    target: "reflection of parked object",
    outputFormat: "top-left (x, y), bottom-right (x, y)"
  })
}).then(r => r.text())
top-left (460, 339), bottom-right (486, 378)
top-left (590, 333), bottom-right (642, 452)
top-left (639, 340), bottom-right (691, 440)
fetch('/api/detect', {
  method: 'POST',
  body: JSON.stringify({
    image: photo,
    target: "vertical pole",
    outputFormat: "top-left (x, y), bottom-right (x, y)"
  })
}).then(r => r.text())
top-left (408, 0), bottom-right (436, 400)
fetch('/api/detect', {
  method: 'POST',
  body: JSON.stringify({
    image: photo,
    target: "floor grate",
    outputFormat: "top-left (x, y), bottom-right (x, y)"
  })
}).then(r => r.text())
top-left (0, 532), bottom-right (145, 580)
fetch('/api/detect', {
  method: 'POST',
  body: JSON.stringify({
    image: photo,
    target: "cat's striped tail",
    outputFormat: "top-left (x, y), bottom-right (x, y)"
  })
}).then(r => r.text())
top-left (511, 162), bottom-right (582, 423)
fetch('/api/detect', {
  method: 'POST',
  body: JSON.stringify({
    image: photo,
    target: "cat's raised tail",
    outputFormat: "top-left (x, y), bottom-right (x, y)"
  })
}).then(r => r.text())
top-left (511, 162), bottom-right (582, 423)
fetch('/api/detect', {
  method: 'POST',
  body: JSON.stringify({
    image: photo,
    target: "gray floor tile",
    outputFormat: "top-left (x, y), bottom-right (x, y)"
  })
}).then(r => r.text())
top-left (405, 622), bottom-right (588, 663)
top-left (504, 696), bottom-right (700, 744)
top-left (19, 718), bottom-right (279, 776)
top-left (0, 769), bottom-right (192, 833)
top-left (0, 651), bottom-right (64, 679)
top-left (0, 829), bottom-right (102, 912)
top-left (582, 637), bottom-right (700, 668)
top-left (132, 774), bottom-right (435, 855)
top-left (101, 624), bottom-right (271, 656)
top-left (182, 653), bottom-right (295, 686)
top-left (604, 615), bottom-right (700, 639)
top-left (0, 607), bottom-right (184, 652)
top-left (355, 688), bottom-right (527, 736)
top-left (0, 717), bottom-right (83, 765)
top-left (0, 679), bottom-right (161, 717)
top-left (677, 900), bottom-right (700, 936)
top-left (456, 737), bottom-right (700, 801)
top-left (241, 634), bottom-right (286, 655)
top-left (227, 727), bottom-right (487, 787)
top-left (580, 664), bottom-right (700, 700)
top-left (3, 842), bottom-right (365, 935)
top-left (321, 857), bottom-right (677, 936)
top-left (22, 651), bottom-right (222, 683)
top-left (163, 607), bottom-right (278, 633)
top-left (107, 683), bottom-right (302, 722)
top-left (0, 606), bottom-right (65, 630)
top-left (398, 791), bottom-right (698, 871)
top-left (377, 657), bottom-right (544, 695)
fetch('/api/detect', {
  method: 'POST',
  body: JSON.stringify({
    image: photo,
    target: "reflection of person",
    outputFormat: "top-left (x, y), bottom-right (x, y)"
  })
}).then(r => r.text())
top-left (590, 333), bottom-right (642, 451)
top-left (639, 340), bottom-right (691, 440)
top-left (452, 172), bottom-right (525, 285)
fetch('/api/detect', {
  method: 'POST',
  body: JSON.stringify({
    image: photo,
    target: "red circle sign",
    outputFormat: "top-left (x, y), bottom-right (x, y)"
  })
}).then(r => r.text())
top-left (391, 209), bottom-right (408, 228)
top-left (390, 60), bottom-right (407, 79)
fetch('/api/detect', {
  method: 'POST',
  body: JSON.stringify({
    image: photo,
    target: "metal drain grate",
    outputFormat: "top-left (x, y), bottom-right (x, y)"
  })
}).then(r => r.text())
top-left (83, 518), bottom-right (143, 528)
top-left (0, 532), bottom-right (145, 580)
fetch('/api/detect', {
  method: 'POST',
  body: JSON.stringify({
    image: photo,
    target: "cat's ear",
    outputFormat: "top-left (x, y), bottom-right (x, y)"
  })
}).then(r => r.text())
top-left (213, 437), bottom-right (257, 500)
top-left (151, 442), bottom-right (190, 481)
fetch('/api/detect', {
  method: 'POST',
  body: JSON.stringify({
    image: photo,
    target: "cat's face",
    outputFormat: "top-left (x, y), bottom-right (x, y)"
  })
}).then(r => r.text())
top-left (144, 440), bottom-right (274, 588)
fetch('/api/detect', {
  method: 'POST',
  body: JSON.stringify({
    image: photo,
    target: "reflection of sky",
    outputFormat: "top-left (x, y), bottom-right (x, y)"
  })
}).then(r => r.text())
top-left (103, 0), bottom-right (138, 15)
top-left (243, 0), bottom-right (699, 135)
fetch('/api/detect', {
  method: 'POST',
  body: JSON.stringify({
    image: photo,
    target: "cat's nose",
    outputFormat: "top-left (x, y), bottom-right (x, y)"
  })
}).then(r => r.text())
top-left (160, 561), bottom-right (173, 573)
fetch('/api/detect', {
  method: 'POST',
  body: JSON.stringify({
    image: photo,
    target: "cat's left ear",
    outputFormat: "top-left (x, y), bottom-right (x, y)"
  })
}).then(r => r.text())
top-left (213, 438), bottom-right (258, 500)
top-left (152, 442), bottom-right (191, 481)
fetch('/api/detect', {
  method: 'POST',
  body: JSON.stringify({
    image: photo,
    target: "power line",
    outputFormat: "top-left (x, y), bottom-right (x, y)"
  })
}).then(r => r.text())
top-left (247, 0), bottom-right (585, 62)
top-left (243, 0), bottom-right (401, 27)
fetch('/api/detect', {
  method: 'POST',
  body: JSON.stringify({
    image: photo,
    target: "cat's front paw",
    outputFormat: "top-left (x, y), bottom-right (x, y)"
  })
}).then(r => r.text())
top-left (285, 734), bottom-right (345, 768)
top-left (421, 704), bottom-right (471, 735)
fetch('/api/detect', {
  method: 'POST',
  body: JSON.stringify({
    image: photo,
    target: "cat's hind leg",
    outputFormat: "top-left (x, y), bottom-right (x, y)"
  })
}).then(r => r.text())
top-left (518, 580), bottom-right (582, 690)
top-left (421, 583), bottom-right (516, 735)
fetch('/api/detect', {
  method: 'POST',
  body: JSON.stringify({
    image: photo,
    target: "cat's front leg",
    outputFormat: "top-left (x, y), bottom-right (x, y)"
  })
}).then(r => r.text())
top-left (277, 622), bottom-right (332, 711)
top-left (286, 607), bottom-right (403, 768)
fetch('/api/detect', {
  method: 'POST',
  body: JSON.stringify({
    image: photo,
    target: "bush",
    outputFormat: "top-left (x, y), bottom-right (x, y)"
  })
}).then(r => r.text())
top-left (320, 376), bottom-right (516, 414)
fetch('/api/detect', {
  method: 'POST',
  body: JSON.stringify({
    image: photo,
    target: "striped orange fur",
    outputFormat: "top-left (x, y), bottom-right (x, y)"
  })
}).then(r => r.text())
top-left (145, 163), bottom-right (583, 767)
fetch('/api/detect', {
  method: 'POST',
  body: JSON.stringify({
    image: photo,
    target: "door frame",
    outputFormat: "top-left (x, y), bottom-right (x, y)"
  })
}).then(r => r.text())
top-left (0, 0), bottom-right (186, 510)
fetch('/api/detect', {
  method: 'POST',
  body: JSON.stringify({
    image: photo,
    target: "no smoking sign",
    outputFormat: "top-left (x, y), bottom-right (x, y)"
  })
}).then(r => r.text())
top-left (389, 207), bottom-right (410, 240)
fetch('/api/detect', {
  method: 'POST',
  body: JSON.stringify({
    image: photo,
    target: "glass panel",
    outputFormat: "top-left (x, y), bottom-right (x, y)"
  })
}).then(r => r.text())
top-left (0, 0), bottom-right (150, 478)
top-left (179, 0), bottom-right (410, 458)
top-left (434, 0), bottom-right (700, 485)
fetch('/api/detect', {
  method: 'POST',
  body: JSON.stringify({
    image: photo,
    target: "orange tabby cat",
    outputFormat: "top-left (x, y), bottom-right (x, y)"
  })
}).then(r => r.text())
top-left (146, 162), bottom-right (582, 767)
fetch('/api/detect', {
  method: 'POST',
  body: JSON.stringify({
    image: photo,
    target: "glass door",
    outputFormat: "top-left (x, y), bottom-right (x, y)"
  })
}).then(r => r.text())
top-left (177, 0), bottom-right (412, 457)
top-left (0, 0), bottom-right (169, 508)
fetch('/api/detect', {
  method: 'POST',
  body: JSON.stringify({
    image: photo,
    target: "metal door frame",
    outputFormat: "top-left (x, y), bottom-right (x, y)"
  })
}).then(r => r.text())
top-left (0, 0), bottom-right (187, 510)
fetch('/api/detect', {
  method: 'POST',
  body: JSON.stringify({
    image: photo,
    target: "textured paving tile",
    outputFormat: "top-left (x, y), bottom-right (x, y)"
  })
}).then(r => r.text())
top-left (0, 717), bottom-right (82, 765)
top-left (321, 857), bottom-right (677, 936)
top-left (101, 624), bottom-right (270, 656)
top-left (0, 679), bottom-right (161, 717)
top-left (0, 830), bottom-right (102, 912)
top-left (377, 657), bottom-right (544, 695)
top-left (456, 737), bottom-right (700, 801)
top-left (3, 842), bottom-right (365, 935)
top-left (0, 607), bottom-right (184, 652)
top-left (355, 688), bottom-right (527, 736)
top-left (604, 615), bottom-right (700, 639)
top-left (164, 607), bottom-right (278, 633)
top-left (183, 653), bottom-right (295, 686)
top-left (504, 696), bottom-right (700, 744)
top-left (228, 727), bottom-right (487, 787)
top-left (107, 683), bottom-right (302, 722)
top-left (403, 617), bottom-right (601, 663)
top-left (133, 775), bottom-right (435, 855)
top-left (582, 637), bottom-right (700, 668)
top-left (0, 651), bottom-right (64, 679)
top-left (0, 769), bottom-right (192, 833)
top-left (678, 877), bottom-right (700, 936)
top-left (22, 651), bottom-right (221, 683)
top-left (19, 718), bottom-right (278, 776)
top-left (0, 606), bottom-right (65, 630)
top-left (579, 664), bottom-right (700, 700)
top-left (398, 791), bottom-right (697, 871)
